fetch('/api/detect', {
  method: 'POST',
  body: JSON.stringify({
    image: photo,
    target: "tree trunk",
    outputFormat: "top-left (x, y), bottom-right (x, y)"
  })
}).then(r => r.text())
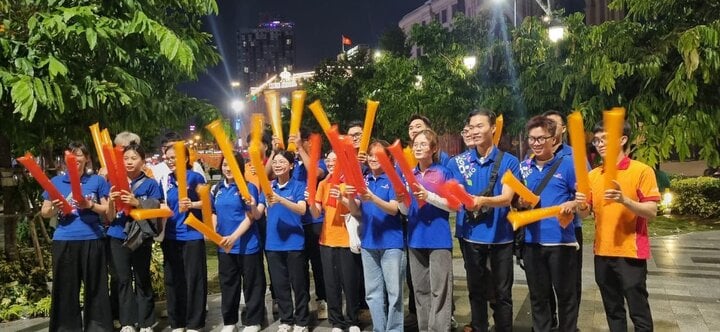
top-left (0, 132), bottom-right (20, 261)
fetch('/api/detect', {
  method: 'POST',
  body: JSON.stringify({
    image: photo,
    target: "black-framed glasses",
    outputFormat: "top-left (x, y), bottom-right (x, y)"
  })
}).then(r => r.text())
top-left (527, 136), bottom-right (552, 144)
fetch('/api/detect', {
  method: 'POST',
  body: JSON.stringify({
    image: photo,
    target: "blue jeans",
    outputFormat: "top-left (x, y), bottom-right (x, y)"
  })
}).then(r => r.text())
top-left (361, 248), bottom-right (406, 332)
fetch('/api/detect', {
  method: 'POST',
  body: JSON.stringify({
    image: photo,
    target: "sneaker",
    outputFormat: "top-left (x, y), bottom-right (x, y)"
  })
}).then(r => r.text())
top-left (139, 328), bottom-right (153, 332)
top-left (186, 330), bottom-right (200, 332)
top-left (242, 325), bottom-right (261, 332)
top-left (171, 329), bottom-right (185, 332)
top-left (349, 326), bottom-right (361, 332)
top-left (317, 300), bottom-right (328, 320)
top-left (221, 325), bottom-right (237, 332)
top-left (277, 324), bottom-right (292, 332)
top-left (120, 326), bottom-right (137, 332)
top-left (292, 326), bottom-right (308, 332)
top-left (331, 328), bottom-right (343, 332)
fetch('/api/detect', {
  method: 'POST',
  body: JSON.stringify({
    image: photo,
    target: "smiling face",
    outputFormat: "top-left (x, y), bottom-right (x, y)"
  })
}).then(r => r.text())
top-left (165, 147), bottom-right (177, 172)
top-left (271, 153), bottom-right (292, 177)
top-left (124, 150), bottom-right (144, 174)
top-left (592, 131), bottom-right (628, 158)
top-left (325, 151), bottom-right (337, 175)
top-left (412, 132), bottom-right (437, 163)
top-left (408, 119), bottom-right (429, 141)
top-left (461, 125), bottom-right (474, 147)
top-left (347, 126), bottom-right (363, 149)
top-left (221, 158), bottom-right (233, 180)
top-left (467, 114), bottom-right (494, 149)
top-left (527, 126), bottom-right (555, 160)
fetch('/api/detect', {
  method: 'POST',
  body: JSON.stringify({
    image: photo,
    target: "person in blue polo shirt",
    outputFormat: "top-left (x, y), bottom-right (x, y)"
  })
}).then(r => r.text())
top-left (518, 116), bottom-right (581, 332)
top-left (106, 143), bottom-right (162, 332)
top-left (403, 129), bottom-right (455, 332)
top-left (261, 150), bottom-right (310, 332)
top-left (211, 151), bottom-right (266, 332)
top-left (407, 114), bottom-right (452, 166)
top-left (446, 109), bottom-right (520, 332)
top-left (288, 129), bottom-right (328, 320)
top-left (40, 141), bottom-right (112, 331)
top-left (159, 143), bottom-right (207, 332)
top-left (346, 140), bottom-right (406, 332)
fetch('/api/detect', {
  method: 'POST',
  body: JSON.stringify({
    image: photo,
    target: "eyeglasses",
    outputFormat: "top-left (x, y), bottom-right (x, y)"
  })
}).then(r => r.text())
top-left (591, 138), bottom-right (606, 146)
top-left (348, 132), bottom-right (362, 139)
top-left (412, 142), bottom-right (430, 149)
top-left (527, 136), bottom-right (552, 144)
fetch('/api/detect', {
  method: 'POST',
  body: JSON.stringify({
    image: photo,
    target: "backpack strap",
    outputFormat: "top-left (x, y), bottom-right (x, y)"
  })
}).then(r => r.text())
top-left (530, 157), bottom-right (563, 197)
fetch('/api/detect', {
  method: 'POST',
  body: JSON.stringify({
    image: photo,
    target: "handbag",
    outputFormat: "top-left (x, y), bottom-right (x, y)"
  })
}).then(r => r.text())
top-left (122, 177), bottom-right (161, 251)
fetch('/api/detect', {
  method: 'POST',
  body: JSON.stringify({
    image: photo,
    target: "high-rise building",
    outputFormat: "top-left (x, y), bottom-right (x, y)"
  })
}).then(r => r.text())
top-left (237, 20), bottom-right (296, 87)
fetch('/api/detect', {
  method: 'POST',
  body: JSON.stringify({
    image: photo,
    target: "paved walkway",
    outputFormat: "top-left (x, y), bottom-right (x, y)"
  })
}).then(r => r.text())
top-left (4, 231), bottom-right (720, 332)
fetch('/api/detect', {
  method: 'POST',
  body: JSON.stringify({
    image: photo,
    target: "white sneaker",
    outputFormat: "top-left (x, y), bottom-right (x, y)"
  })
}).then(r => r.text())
top-left (349, 326), bottom-right (361, 332)
top-left (277, 324), bottom-right (292, 332)
top-left (242, 325), bottom-right (261, 332)
top-left (139, 328), bottom-right (153, 332)
top-left (120, 326), bottom-right (137, 332)
top-left (331, 328), bottom-right (343, 332)
top-left (221, 325), bottom-right (237, 332)
top-left (171, 329), bottom-right (185, 332)
top-left (186, 329), bottom-right (200, 332)
top-left (292, 326), bottom-right (308, 332)
top-left (317, 300), bottom-right (328, 320)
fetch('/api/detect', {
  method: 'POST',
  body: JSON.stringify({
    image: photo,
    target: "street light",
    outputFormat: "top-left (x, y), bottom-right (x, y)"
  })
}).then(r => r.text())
top-left (373, 50), bottom-right (383, 61)
top-left (231, 99), bottom-right (245, 114)
top-left (280, 96), bottom-right (289, 105)
top-left (463, 56), bottom-right (477, 70)
top-left (230, 81), bottom-right (241, 88)
top-left (548, 18), bottom-right (565, 42)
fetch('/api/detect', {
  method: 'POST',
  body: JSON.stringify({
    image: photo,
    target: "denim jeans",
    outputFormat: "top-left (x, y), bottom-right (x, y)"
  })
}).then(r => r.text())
top-left (361, 248), bottom-right (406, 332)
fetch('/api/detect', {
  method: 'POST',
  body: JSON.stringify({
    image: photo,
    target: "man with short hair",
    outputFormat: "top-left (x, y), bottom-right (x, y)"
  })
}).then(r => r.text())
top-left (447, 109), bottom-right (520, 332)
top-left (519, 115), bottom-right (580, 332)
top-left (407, 114), bottom-right (451, 166)
top-left (576, 120), bottom-right (659, 332)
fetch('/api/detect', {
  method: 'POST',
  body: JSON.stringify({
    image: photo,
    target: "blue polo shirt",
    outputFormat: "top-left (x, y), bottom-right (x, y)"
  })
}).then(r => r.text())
top-left (447, 147), bottom-right (520, 244)
top-left (162, 170), bottom-right (206, 241)
top-left (406, 163), bottom-right (453, 249)
top-left (520, 155), bottom-right (578, 244)
top-left (292, 158), bottom-right (327, 225)
top-left (360, 173), bottom-right (404, 250)
top-left (262, 178), bottom-right (306, 251)
top-left (107, 173), bottom-right (162, 240)
top-left (439, 151), bottom-right (451, 167)
top-left (43, 174), bottom-right (110, 240)
top-left (212, 180), bottom-right (261, 254)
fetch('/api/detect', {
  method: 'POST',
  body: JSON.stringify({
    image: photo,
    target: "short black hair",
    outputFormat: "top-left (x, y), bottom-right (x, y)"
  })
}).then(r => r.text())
top-left (246, 132), bottom-right (272, 149)
top-left (273, 150), bottom-right (296, 167)
top-left (542, 110), bottom-right (563, 118)
top-left (68, 141), bottom-right (90, 157)
top-left (526, 115), bottom-right (557, 137)
top-left (465, 108), bottom-right (497, 126)
top-left (408, 114), bottom-right (431, 128)
top-left (346, 120), bottom-right (364, 133)
top-left (161, 131), bottom-right (182, 145)
top-left (124, 142), bottom-right (146, 160)
top-left (593, 120), bottom-right (632, 149)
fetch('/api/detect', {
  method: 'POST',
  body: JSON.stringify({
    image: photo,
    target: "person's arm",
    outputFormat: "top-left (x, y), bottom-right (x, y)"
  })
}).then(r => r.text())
top-left (605, 180), bottom-right (657, 219)
top-left (272, 195), bottom-right (306, 215)
top-left (361, 189), bottom-right (399, 216)
top-left (413, 183), bottom-right (454, 213)
top-left (220, 215), bottom-right (253, 247)
top-left (574, 191), bottom-right (591, 218)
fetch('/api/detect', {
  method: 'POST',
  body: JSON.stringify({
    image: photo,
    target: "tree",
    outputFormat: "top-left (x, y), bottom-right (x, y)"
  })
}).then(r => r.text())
top-left (378, 25), bottom-right (410, 57)
top-left (0, 0), bottom-right (221, 260)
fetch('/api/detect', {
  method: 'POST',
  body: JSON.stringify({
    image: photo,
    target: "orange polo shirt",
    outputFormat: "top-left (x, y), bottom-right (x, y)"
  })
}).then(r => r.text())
top-left (315, 176), bottom-right (350, 247)
top-left (588, 156), bottom-right (660, 259)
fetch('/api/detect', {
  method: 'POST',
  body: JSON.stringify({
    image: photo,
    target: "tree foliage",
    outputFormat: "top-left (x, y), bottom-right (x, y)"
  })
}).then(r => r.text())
top-left (306, 1), bottom-right (720, 167)
top-left (0, 0), bottom-right (221, 154)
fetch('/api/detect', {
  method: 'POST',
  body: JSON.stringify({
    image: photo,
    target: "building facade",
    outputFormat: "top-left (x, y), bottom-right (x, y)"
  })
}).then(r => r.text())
top-left (237, 20), bottom-right (296, 87)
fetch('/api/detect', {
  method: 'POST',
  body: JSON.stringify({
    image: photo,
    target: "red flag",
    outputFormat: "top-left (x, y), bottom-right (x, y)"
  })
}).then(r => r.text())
top-left (342, 35), bottom-right (352, 46)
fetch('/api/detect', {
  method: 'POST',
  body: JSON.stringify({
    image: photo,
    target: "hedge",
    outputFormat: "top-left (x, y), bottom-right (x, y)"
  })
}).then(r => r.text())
top-left (670, 176), bottom-right (720, 218)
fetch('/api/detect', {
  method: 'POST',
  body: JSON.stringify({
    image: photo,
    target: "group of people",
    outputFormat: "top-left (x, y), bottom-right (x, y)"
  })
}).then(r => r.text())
top-left (39, 108), bottom-right (660, 332)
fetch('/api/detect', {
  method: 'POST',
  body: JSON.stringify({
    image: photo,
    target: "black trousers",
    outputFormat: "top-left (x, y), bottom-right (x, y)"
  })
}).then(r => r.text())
top-left (266, 250), bottom-right (310, 326)
top-left (218, 252), bottom-right (266, 326)
top-left (303, 223), bottom-right (326, 301)
top-left (109, 238), bottom-right (155, 328)
top-left (161, 239), bottom-right (208, 330)
top-left (50, 239), bottom-right (113, 332)
top-left (461, 240), bottom-right (514, 332)
top-left (595, 256), bottom-right (653, 332)
top-left (523, 244), bottom-right (578, 332)
top-left (320, 246), bottom-right (360, 328)
top-left (106, 238), bottom-right (119, 323)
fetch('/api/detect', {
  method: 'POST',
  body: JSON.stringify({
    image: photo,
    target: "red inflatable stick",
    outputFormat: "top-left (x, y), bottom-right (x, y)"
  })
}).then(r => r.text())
top-left (444, 180), bottom-right (476, 209)
top-left (64, 151), bottom-right (86, 205)
top-left (372, 146), bottom-right (411, 207)
top-left (387, 140), bottom-right (425, 207)
top-left (17, 153), bottom-right (73, 215)
top-left (306, 134), bottom-right (322, 206)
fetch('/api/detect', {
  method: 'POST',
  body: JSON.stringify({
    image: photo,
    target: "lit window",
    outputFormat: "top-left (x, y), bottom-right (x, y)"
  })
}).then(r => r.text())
top-left (286, 38), bottom-right (292, 45)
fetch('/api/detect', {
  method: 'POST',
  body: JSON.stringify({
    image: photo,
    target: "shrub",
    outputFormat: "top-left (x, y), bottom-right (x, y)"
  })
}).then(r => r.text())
top-left (0, 249), bottom-right (51, 322)
top-left (670, 176), bottom-right (720, 218)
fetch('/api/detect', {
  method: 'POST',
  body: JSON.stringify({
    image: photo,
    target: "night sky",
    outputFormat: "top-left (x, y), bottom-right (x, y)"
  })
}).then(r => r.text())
top-left (179, 0), bottom-right (427, 112)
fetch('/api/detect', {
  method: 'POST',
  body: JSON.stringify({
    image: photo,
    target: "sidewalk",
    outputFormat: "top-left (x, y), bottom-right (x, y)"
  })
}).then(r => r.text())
top-left (4, 231), bottom-right (720, 331)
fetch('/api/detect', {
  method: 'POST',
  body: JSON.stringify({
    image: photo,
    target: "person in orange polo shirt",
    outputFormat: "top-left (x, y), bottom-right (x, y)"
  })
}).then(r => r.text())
top-left (308, 151), bottom-right (361, 332)
top-left (576, 121), bottom-right (659, 332)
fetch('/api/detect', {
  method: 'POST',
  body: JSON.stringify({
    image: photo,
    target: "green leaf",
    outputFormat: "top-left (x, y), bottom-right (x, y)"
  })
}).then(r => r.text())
top-left (48, 55), bottom-right (68, 78)
top-left (11, 76), bottom-right (37, 121)
top-left (85, 28), bottom-right (97, 50)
